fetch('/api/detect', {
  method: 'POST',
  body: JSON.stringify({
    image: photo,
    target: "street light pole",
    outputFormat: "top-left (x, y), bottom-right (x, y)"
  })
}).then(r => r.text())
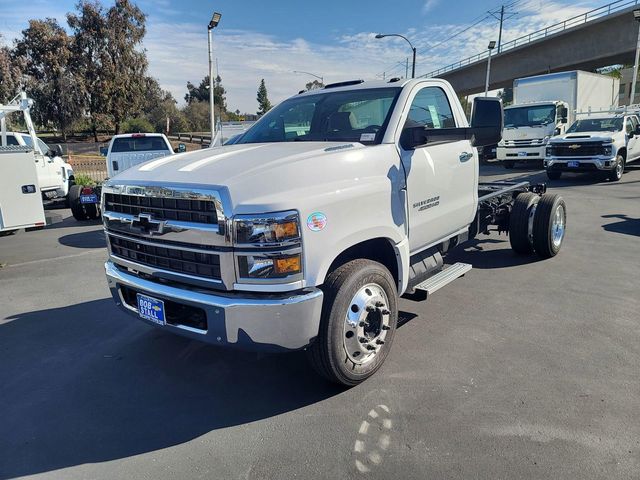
top-left (630, 9), bottom-right (640, 105)
top-left (485, 41), bottom-right (496, 97)
top-left (207, 12), bottom-right (221, 146)
top-left (375, 33), bottom-right (416, 78)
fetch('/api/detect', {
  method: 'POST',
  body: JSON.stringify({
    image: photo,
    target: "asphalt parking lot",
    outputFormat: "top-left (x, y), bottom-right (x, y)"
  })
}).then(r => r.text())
top-left (1, 163), bottom-right (639, 480)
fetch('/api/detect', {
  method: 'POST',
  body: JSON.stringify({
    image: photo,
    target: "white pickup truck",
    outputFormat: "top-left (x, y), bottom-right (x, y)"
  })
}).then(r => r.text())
top-left (70, 133), bottom-right (178, 221)
top-left (545, 112), bottom-right (640, 181)
top-left (102, 79), bottom-right (567, 385)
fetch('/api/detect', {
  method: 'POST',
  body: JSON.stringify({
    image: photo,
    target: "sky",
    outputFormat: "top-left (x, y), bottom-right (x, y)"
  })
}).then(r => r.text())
top-left (0, 0), bottom-right (606, 113)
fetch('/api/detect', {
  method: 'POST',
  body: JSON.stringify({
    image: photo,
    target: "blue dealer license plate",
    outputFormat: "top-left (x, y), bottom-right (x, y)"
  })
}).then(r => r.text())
top-left (80, 194), bottom-right (98, 204)
top-left (136, 293), bottom-right (165, 325)
top-left (568, 161), bottom-right (580, 168)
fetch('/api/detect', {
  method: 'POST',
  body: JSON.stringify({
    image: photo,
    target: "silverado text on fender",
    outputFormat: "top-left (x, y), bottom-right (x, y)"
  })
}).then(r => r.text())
top-left (102, 79), bottom-right (567, 386)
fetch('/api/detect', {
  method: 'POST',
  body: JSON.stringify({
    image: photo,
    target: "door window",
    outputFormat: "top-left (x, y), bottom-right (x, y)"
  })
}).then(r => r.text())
top-left (626, 118), bottom-right (635, 135)
top-left (407, 87), bottom-right (456, 129)
top-left (3, 135), bottom-right (19, 146)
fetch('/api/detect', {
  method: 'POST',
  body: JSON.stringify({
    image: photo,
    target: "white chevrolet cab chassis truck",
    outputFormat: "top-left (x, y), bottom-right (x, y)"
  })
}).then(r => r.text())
top-left (103, 79), bottom-right (567, 386)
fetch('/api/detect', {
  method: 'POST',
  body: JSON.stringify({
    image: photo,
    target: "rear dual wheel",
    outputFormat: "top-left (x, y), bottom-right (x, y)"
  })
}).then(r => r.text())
top-left (69, 184), bottom-right (100, 221)
top-left (509, 192), bottom-right (566, 258)
top-left (308, 259), bottom-right (398, 387)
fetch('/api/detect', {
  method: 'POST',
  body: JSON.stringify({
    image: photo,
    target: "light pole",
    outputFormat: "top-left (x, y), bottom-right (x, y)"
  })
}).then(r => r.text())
top-left (293, 70), bottom-right (324, 87)
top-left (630, 9), bottom-right (640, 105)
top-left (375, 33), bottom-right (416, 78)
top-left (484, 40), bottom-right (496, 97)
top-left (207, 12), bottom-right (221, 145)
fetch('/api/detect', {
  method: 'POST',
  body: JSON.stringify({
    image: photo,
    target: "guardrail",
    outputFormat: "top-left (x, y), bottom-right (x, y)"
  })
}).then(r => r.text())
top-left (422, 0), bottom-right (640, 78)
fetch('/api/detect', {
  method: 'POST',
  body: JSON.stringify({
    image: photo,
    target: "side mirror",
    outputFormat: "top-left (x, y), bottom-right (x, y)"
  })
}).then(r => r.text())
top-left (635, 125), bottom-right (640, 135)
top-left (560, 106), bottom-right (568, 123)
top-left (177, 143), bottom-right (186, 153)
top-left (468, 97), bottom-right (503, 147)
top-left (99, 146), bottom-right (108, 156)
top-left (53, 144), bottom-right (63, 157)
top-left (554, 127), bottom-right (561, 136)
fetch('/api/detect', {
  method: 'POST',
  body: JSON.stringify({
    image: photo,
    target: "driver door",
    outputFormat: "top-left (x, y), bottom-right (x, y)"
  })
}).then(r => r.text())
top-left (399, 84), bottom-right (477, 253)
top-left (626, 116), bottom-right (640, 161)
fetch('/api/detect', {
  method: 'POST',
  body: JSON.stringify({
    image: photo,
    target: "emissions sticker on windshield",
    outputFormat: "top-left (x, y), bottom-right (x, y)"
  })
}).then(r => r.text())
top-left (307, 212), bottom-right (327, 231)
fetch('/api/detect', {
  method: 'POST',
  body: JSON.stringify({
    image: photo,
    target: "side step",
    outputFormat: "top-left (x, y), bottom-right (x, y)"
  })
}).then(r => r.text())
top-left (413, 262), bottom-right (472, 295)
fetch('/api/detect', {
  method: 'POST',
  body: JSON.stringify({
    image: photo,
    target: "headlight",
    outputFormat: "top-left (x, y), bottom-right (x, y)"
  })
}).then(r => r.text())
top-left (546, 146), bottom-right (553, 157)
top-left (603, 145), bottom-right (613, 156)
top-left (238, 253), bottom-right (302, 279)
top-left (543, 136), bottom-right (550, 144)
top-left (234, 211), bottom-right (300, 245)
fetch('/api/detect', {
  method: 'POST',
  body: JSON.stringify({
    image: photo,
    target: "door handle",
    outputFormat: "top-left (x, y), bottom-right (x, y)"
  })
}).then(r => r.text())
top-left (459, 152), bottom-right (473, 162)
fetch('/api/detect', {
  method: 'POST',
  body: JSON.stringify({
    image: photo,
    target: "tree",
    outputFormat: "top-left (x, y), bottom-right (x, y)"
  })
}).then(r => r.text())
top-left (102, 0), bottom-right (148, 134)
top-left (182, 100), bottom-right (210, 132)
top-left (498, 87), bottom-right (513, 106)
top-left (185, 74), bottom-right (228, 119)
top-left (142, 76), bottom-right (188, 133)
top-left (305, 79), bottom-right (324, 91)
top-left (0, 34), bottom-right (23, 104)
top-left (14, 19), bottom-right (83, 139)
top-left (67, 0), bottom-right (110, 141)
top-left (256, 79), bottom-right (271, 115)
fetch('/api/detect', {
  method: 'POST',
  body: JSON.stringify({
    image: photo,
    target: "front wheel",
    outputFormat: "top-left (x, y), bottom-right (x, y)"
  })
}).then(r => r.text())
top-left (607, 155), bottom-right (624, 182)
top-left (307, 259), bottom-right (398, 386)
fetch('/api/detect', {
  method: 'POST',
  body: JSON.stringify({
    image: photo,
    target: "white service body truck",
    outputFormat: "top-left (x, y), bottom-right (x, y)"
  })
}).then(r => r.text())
top-left (70, 133), bottom-right (176, 221)
top-left (497, 71), bottom-right (619, 168)
top-left (545, 110), bottom-right (640, 181)
top-left (0, 92), bottom-right (63, 234)
top-left (102, 79), bottom-right (567, 385)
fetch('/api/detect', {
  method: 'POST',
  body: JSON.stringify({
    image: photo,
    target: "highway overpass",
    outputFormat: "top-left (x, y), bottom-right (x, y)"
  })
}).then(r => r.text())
top-left (424, 0), bottom-right (640, 96)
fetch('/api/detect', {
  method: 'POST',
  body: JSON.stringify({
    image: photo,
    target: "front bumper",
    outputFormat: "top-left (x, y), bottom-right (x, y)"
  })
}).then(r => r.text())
top-left (497, 145), bottom-right (546, 161)
top-left (105, 261), bottom-right (324, 352)
top-left (544, 156), bottom-right (616, 172)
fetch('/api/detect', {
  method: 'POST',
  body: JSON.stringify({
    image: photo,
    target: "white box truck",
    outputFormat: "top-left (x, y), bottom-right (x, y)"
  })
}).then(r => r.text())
top-left (497, 71), bottom-right (619, 168)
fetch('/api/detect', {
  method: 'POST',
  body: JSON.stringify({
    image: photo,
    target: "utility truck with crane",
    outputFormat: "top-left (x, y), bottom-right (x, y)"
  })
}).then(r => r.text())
top-left (102, 78), bottom-right (567, 386)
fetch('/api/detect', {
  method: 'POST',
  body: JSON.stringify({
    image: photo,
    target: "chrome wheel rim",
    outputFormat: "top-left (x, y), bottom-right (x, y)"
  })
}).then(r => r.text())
top-left (551, 204), bottom-right (565, 248)
top-left (343, 283), bottom-right (390, 365)
top-left (616, 159), bottom-right (623, 178)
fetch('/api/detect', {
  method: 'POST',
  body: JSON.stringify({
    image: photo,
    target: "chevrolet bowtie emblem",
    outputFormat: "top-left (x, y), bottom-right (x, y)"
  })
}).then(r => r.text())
top-left (568, 144), bottom-right (581, 150)
top-left (131, 213), bottom-right (164, 235)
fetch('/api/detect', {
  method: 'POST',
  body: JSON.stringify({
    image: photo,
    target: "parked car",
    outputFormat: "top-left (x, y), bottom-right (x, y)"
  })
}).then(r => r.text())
top-left (1, 131), bottom-right (74, 204)
top-left (545, 112), bottom-right (640, 181)
top-left (70, 133), bottom-right (180, 221)
top-left (102, 78), bottom-right (566, 386)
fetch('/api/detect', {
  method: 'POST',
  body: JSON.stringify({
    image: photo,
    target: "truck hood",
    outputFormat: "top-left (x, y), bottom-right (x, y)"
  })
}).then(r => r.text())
top-left (109, 142), bottom-right (397, 213)
top-left (550, 132), bottom-right (617, 144)
top-left (502, 124), bottom-right (556, 141)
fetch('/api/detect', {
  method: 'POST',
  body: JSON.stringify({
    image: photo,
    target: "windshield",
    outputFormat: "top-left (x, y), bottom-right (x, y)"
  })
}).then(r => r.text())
top-left (111, 136), bottom-right (170, 153)
top-left (237, 87), bottom-right (401, 144)
top-left (504, 105), bottom-right (556, 128)
top-left (566, 117), bottom-right (623, 133)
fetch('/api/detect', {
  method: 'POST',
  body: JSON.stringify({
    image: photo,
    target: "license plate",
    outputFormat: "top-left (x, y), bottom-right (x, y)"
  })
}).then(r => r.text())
top-left (136, 293), bottom-right (165, 325)
top-left (568, 161), bottom-right (580, 168)
top-left (518, 151), bottom-right (527, 157)
top-left (80, 194), bottom-right (98, 204)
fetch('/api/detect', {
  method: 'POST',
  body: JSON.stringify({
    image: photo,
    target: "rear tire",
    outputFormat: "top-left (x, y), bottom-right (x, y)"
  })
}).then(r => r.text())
top-left (68, 184), bottom-right (89, 221)
top-left (504, 160), bottom-right (515, 169)
top-left (546, 169), bottom-right (561, 180)
top-left (532, 194), bottom-right (566, 259)
top-left (307, 259), bottom-right (398, 386)
top-left (509, 192), bottom-right (539, 254)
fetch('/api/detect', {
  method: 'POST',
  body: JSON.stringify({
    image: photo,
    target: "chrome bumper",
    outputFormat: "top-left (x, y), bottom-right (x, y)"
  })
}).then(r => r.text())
top-left (545, 156), bottom-right (616, 171)
top-left (105, 261), bottom-right (323, 351)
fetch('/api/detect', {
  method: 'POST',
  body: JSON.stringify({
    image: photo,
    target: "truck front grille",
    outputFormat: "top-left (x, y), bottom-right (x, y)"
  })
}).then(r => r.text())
top-left (549, 142), bottom-right (605, 157)
top-left (104, 193), bottom-right (217, 224)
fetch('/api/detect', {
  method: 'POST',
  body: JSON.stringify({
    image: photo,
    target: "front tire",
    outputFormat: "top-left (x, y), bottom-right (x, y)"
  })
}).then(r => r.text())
top-left (307, 259), bottom-right (398, 386)
top-left (607, 155), bottom-right (624, 182)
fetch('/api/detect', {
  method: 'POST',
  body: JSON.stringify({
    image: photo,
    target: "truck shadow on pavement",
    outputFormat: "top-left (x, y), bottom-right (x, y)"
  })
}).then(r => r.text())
top-left (602, 214), bottom-right (640, 237)
top-left (445, 238), bottom-right (539, 269)
top-left (58, 230), bottom-right (107, 249)
top-left (0, 299), bottom-right (342, 479)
